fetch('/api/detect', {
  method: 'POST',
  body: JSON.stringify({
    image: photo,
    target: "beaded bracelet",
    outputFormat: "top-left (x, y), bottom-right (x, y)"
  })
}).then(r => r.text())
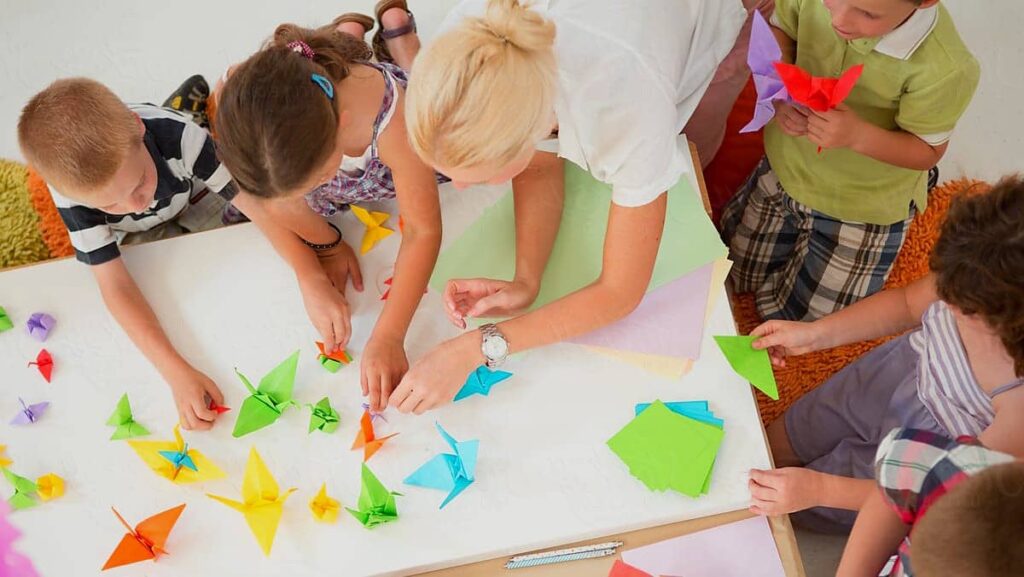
top-left (303, 222), bottom-right (343, 251)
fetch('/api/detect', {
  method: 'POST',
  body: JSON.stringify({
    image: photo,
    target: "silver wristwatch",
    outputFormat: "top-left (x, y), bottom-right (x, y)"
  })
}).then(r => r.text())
top-left (479, 323), bottom-right (510, 369)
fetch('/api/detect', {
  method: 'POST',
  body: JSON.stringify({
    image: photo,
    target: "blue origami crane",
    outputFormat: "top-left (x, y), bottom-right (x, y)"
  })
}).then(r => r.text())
top-left (158, 444), bottom-right (198, 473)
top-left (453, 366), bottom-right (513, 402)
top-left (404, 422), bottom-right (479, 509)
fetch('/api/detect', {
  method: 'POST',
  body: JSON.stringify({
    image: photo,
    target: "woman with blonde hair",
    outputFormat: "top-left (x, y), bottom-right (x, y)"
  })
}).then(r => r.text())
top-left (387, 0), bottom-right (748, 413)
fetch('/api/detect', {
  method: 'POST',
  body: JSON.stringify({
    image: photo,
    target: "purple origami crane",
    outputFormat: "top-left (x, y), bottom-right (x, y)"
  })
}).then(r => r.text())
top-left (25, 313), bottom-right (55, 342)
top-left (10, 398), bottom-right (48, 426)
top-left (0, 502), bottom-right (39, 577)
top-left (361, 403), bottom-right (387, 423)
top-left (741, 11), bottom-right (792, 133)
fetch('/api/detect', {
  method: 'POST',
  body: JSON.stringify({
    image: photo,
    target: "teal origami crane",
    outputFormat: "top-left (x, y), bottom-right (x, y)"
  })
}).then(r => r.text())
top-left (346, 464), bottom-right (400, 529)
top-left (404, 422), bottom-right (478, 509)
top-left (454, 366), bottom-right (513, 402)
top-left (307, 397), bottom-right (340, 434)
top-left (158, 445), bottom-right (198, 473)
top-left (232, 351), bottom-right (300, 438)
top-left (2, 470), bottom-right (39, 511)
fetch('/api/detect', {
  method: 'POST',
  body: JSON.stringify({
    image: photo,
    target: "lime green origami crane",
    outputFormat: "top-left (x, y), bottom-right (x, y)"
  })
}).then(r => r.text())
top-left (347, 464), bottom-right (400, 529)
top-left (106, 394), bottom-right (151, 440)
top-left (232, 351), bottom-right (300, 438)
top-left (3, 469), bottom-right (39, 511)
top-left (307, 397), bottom-right (340, 434)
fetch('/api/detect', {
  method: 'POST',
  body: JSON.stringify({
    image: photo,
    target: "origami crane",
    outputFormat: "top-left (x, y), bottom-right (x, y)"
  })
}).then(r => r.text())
top-left (307, 397), bottom-right (340, 434)
top-left (128, 424), bottom-right (226, 483)
top-left (232, 351), bottom-right (300, 438)
top-left (102, 504), bottom-right (185, 571)
top-left (350, 205), bottom-right (394, 254)
top-left (404, 422), bottom-right (479, 509)
top-left (315, 341), bottom-right (352, 373)
top-left (27, 349), bottom-right (52, 383)
top-left (25, 313), bottom-right (55, 342)
top-left (207, 448), bottom-right (296, 556)
top-left (453, 366), bottom-right (513, 402)
top-left (0, 446), bottom-right (11, 468)
top-left (774, 61), bottom-right (864, 152)
top-left (351, 408), bottom-right (398, 461)
top-left (208, 399), bottom-right (231, 415)
top-left (106, 394), bottom-right (150, 440)
top-left (35, 474), bottom-right (64, 502)
top-left (2, 470), bottom-right (38, 511)
top-left (346, 463), bottom-right (400, 528)
top-left (0, 306), bottom-right (12, 333)
top-left (741, 11), bottom-right (791, 133)
top-left (10, 398), bottom-right (48, 426)
top-left (309, 483), bottom-right (341, 523)
top-left (361, 403), bottom-right (387, 423)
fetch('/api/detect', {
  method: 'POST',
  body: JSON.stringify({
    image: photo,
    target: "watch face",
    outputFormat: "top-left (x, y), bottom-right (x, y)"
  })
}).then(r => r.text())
top-left (482, 335), bottom-right (508, 359)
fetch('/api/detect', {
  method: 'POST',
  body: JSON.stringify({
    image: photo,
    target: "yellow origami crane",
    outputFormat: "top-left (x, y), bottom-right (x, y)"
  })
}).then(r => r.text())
top-left (309, 483), bottom-right (340, 523)
top-left (36, 473), bottom-right (64, 501)
top-left (0, 445), bottom-right (12, 468)
top-left (350, 205), bottom-right (394, 254)
top-left (207, 448), bottom-right (296, 556)
top-left (128, 425), bottom-right (226, 484)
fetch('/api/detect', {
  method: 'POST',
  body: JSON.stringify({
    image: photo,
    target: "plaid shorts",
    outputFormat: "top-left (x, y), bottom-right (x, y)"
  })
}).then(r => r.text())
top-left (721, 158), bottom-right (913, 321)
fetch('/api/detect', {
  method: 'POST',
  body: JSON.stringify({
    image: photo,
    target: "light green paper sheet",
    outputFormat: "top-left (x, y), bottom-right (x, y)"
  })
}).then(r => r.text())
top-left (713, 336), bottom-right (779, 400)
top-left (429, 163), bottom-right (727, 313)
top-left (607, 401), bottom-right (724, 498)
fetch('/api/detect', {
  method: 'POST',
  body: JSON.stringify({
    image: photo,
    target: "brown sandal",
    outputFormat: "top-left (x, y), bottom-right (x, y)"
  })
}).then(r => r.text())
top-left (371, 0), bottom-right (417, 64)
top-left (323, 12), bottom-right (375, 37)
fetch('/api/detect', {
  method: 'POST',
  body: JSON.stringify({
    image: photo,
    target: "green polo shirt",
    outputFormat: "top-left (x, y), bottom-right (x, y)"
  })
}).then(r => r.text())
top-left (765, 0), bottom-right (979, 225)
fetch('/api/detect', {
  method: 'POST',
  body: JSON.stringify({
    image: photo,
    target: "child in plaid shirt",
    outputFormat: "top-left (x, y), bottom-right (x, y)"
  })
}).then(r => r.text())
top-left (836, 428), bottom-right (1024, 577)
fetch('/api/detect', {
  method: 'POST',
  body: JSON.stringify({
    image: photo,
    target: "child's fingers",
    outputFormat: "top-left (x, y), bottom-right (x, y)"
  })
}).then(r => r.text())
top-left (349, 257), bottom-right (364, 292)
top-left (360, 365), bottom-right (370, 396)
top-left (749, 322), bottom-right (774, 338)
top-left (748, 468), bottom-right (777, 487)
top-left (205, 383), bottom-right (225, 406)
top-left (378, 373), bottom-right (394, 410)
top-left (179, 407), bottom-right (197, 431)
top-left (750, 497), bottom-right (775, 515)
top-left (748, 478), bottom-right (778, 500)
top-left (367, 374), bottom-right (382, 412)
top-left (193, 398), bottom-right (217, 423)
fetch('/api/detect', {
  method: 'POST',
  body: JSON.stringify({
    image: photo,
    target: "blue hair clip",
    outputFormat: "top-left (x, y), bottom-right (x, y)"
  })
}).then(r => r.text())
top-left (311, 73), bottom-right (334, 100)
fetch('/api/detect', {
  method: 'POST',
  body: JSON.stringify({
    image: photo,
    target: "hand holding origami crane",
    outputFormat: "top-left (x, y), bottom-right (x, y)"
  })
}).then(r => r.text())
top-left (351, 408), bottom-right (398, 461)
top-left (102, 504), bottom-right (185, 570)
top-left (232, 351), bottom-right (300, 438)
top-left (27, 350), bottom-right (53, 383)
top-left (207, 448), bottom-right (296, 556)
top-left (350, 205), bottom-right (394, 254)
top-left (307, 397), bottom-right (340, 434)
top-left (128, 424), bottom-right (226, 483)
top-left (774, 61), bottom-right (864, 152)
top-left (10, 398), bottom-right (48, 426)
top-left (454, 366), bottom-right (513, 402)
top-left (315, 341), bottom-right (353, 373)
top-left (404, 422), bottom-right (479, 509)
top-left (106, 394), bottom-right (150, 440)
top-left (741, 11), bottom-right (791, 133)
top-left (346, 463), bottom-right (400, 528)
top-left (25, 313), bottom-right (55, 342)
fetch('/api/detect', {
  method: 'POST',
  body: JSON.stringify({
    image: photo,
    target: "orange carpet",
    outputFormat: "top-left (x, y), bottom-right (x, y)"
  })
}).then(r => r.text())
top-left (27, 168), bottom-right (74, 259)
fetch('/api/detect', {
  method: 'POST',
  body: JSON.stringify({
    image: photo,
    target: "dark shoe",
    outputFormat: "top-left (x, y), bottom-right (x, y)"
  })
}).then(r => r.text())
top-left (372, 0), bottom-right (417, 65)
top-left (163, 74), bottom-right (210, 128)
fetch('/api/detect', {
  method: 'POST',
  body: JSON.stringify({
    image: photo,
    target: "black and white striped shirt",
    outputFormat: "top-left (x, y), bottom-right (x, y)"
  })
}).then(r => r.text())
top-left (50, 104), bottom-right (237, 265)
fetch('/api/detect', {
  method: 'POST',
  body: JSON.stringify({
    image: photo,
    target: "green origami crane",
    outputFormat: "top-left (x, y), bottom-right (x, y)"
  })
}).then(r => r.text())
top-left (3, 468), bottom-right (39, 510)
top-left (0, 306), bottom-right (13, 333)
top-left (307, 397), bottom-right (340, 434)
top-left (106, 393), bottom-right (151, 440)
top-left (346, 463), bottom-right (400, 529)
top-left (232, 351), bottom-right (300, 438)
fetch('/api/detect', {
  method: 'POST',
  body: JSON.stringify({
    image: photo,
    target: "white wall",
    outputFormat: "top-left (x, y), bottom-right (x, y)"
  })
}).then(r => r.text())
top-left (0, 0), bottom-right (1020, 181)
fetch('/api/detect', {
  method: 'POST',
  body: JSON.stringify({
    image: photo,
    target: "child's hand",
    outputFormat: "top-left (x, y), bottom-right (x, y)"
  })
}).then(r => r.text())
top-left (774, 101), bottom-right (809, 136)
top-left (750, 319), bottom-right (823, 367)
top-left (299, 275), bottom-right (352, 353)
top-left (168, 366), bottom-right (223, 431)
top-left (807, 104), bottom-right (864, 150)
top-left (748, 467), bottom-right (825, 516)
top-left (317, 240), bottom-right (364, 294)
top-left (443, 278), bottom-right (538, 329)
top-left (361, 335), bottom-right (410, 412)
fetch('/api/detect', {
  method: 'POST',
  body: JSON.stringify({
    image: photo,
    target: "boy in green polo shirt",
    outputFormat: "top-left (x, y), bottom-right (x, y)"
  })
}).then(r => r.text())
top-left (722, 0), bottom-right (979, 321)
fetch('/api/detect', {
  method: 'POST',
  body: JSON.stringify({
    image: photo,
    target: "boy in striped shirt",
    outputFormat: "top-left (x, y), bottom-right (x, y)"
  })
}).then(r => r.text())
top-left (18, 78), bottom-right (240, 430)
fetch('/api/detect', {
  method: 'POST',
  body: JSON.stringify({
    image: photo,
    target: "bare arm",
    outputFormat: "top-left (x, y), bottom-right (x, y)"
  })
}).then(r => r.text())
top-left (812, 274), bottom-right (939, 350)
top-left (510, 151), bottom-right (565, 295)
top-left (772, 26), bottom-right (796, 64)
top-left (851, 128), bottom-right (949, 172)
top-left (979, 391), bottom-right (1024, 456)
top-left (837, 491), bottom-right (910, 577)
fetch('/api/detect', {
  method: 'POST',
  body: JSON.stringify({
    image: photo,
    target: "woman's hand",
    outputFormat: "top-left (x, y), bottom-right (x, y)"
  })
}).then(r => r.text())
top-left (443, 278), bottom-right (538, 329)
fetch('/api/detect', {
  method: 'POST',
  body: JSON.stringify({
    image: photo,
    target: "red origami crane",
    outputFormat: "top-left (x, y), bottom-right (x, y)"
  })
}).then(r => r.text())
top-left (207, 399), bottom-right (231, 415)
top-left (774, 62), bottom-right (864, 151)
top-left (28, 349), bottom-right (53, 382)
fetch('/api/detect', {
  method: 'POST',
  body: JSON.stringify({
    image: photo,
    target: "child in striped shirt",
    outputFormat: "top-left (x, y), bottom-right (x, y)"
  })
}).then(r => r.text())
top-left (18, 78), bottom-right (240, 431)
top-left (744, 177), bottom-right (1024, 532)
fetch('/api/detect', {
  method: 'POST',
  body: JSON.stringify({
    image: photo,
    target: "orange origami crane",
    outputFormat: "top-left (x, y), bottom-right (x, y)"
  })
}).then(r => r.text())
top-left (774, 62), bottom-right (864, 152)
top-left (351, 409), bottom-right (398, 461)
top-left (102, 504), bottom-right (185, 571)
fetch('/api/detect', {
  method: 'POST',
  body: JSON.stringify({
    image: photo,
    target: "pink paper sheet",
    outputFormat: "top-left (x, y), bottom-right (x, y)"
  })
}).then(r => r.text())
top-left (569, 263), bottom-right (713, 359)
top-left (621, 516), bottom-right (785, 577)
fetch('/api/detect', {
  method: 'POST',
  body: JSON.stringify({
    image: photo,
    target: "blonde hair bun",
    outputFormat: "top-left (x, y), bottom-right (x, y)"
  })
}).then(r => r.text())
top-left (471, 0), bottom-right (555, 53)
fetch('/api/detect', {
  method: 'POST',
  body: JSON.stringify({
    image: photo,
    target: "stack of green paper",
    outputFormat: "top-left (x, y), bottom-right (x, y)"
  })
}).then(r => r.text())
top-left (429, 162), bottom-right (727, 315)
top-left (607, 400), bottom-right (724, 497)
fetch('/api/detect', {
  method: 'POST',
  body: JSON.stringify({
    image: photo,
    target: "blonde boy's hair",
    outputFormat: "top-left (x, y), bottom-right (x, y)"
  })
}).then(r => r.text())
top-left (912, 462), bottom-right (1024, 577)
top-left (405, 0), bottom-right (557, 170)
top-left (17, 78), bottom-right (139, 194)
